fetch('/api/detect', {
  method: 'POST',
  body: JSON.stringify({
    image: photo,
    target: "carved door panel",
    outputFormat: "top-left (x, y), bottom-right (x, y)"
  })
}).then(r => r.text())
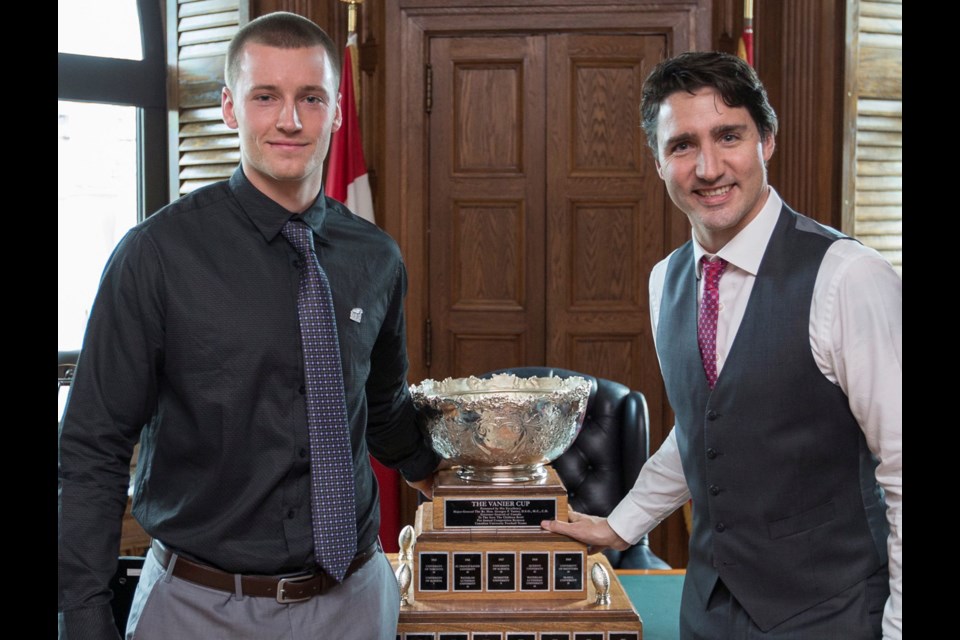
top-left (544, 34), bottom-right (667, 407)
top-left (428, 35), bottom-right (547, 377)
top-left (428, 32), bottom-right (667, 396)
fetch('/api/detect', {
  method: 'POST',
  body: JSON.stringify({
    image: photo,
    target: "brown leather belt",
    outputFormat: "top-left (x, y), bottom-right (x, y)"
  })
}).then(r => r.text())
top-left (151, 539), bottom-right (380, 603)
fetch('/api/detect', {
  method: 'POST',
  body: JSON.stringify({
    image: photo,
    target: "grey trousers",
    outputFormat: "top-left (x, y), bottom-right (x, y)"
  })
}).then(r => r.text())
top-left (126, 546), bottom-right (401, 640)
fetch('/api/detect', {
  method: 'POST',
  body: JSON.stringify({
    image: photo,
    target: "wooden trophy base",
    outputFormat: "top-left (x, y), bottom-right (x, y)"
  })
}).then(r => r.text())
top-left (394, 552), bottom-right (643, 640)
top-left (415, 467), bottom-right (582, 601)
top-left (431, 467), bottom-right (570, 531)
top-left (393, 466), bottom-right (642, 637)
top-left (414, 502), bottom-right (587, 601)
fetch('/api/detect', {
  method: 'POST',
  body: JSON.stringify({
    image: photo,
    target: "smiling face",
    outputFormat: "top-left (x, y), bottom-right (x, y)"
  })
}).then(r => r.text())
top-left (222, 43), bottom-right (342, 211)
top-left (654, 87), bottom-right (776, 253)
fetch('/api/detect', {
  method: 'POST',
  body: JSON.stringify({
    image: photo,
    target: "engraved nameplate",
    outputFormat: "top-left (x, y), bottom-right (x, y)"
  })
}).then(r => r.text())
top-left (452, 552), bottom-right (482, 592)
top-left (520, 552), bottom-right (549, 591)
top-left (486, 552), bottom-right (517, 591)
top-left (553, 551), bottom-right (584, 591)
top-left (444, 498), bottom-right (556, 528)
top-left (418, 552), bottom-right (448, 592)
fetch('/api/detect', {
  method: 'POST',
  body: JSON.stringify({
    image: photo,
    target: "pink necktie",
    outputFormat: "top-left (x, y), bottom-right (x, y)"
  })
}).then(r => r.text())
top-left (698, 257), bottom-right (727, 389)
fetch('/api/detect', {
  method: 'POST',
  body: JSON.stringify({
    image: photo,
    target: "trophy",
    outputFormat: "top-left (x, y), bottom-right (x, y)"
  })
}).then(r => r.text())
top-left (395, 373), bottom-right (643, 639)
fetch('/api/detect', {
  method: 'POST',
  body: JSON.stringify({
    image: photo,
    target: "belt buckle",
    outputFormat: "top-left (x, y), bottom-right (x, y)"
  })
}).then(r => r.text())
top-left (276, 573), bottom-right (315, 604)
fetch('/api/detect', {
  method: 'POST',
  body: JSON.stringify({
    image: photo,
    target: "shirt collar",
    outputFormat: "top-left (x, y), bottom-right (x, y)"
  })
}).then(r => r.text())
top-left (228, 166), bottom-right (329, 244)
top-left (693, 187), bottom-right (782, 279)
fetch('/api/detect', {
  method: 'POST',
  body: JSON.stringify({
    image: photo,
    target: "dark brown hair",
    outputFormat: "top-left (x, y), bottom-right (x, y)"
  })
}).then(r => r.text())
top-left (641, 51), bottom-right (778, 155)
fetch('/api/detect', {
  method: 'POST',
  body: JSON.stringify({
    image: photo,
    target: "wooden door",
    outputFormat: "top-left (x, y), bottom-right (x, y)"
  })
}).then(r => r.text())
top-left (544, 34), bottom-right (667, 405)
top-left (428, 32), bottom-right (666, 395)
top-left (428, 36), bottom-right (547, 377)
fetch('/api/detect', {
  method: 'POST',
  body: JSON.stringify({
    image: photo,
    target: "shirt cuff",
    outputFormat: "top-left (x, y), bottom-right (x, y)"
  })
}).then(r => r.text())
top-left (607, 501), bottom-right (661, 546)
top-left (397, 445), bottom-right (441, 483)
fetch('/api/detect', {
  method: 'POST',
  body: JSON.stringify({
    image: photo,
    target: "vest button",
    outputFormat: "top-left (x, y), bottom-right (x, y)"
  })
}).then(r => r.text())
top-left (715, 522), bottom-right (726, 533)
top-left (709, 484), bottom-right (720, 496)
top-left (706, 410), bottom-right (719, 421)
top-left (706, 448), bottom-right (719, 459)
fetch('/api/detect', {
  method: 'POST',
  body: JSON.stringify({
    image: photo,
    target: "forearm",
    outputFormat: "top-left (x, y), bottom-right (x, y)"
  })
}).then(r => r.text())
top-left (607, 428), bottom-right (690, 544)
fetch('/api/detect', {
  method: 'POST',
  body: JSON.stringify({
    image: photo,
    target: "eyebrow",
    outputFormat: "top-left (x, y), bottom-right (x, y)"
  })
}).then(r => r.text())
top-left (663, 123), bottom-right (750, 150)
top-left (249, 84), bottom-right (331, 97)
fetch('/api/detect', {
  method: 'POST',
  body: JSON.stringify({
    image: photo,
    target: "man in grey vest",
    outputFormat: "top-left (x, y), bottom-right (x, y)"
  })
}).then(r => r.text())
top-left (542, 52), bottom-right (901, 639)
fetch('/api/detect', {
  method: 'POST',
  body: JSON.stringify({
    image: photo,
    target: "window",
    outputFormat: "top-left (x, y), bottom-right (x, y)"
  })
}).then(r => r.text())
top-left (57, 0), bottom-right (167, 356)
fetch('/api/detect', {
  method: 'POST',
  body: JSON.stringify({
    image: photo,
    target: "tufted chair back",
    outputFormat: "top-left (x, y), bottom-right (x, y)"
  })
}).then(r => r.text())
top-left (483, 366), bottom-right (669, 569)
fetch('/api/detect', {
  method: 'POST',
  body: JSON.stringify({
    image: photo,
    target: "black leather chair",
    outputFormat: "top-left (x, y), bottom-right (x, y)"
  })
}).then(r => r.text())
top-left (483, 366), bottom-right (670, 569)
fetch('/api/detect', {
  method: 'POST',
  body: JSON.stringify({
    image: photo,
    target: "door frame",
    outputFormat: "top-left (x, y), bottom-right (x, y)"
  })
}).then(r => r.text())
top-left (383, 0), bottom-right (712, 567)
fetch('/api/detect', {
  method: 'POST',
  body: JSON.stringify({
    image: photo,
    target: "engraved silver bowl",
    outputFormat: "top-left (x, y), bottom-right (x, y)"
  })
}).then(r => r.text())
top-left (410, 374), bottom-right (590, 483)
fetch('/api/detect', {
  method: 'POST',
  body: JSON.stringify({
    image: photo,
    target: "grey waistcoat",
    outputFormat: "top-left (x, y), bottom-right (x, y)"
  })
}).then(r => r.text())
top-left (657, 205), bottom-right (888, 631)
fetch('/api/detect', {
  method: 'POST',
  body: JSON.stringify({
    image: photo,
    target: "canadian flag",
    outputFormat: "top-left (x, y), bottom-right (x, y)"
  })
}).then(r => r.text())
top-left (326, 34), bottom-right (375, 224)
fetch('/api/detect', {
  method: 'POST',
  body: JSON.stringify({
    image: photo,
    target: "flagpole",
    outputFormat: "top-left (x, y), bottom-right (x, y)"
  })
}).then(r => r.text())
top-left (341, 0), bottom-right (362, 35)
top-left (738, 0), bottom-right (755, 67)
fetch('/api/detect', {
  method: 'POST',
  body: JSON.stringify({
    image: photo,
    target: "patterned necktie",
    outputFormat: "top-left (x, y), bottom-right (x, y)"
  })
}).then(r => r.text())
top-left (281, 219), bottom-right (357, 581)
top-left (698, 257), bottom-right (727, 390)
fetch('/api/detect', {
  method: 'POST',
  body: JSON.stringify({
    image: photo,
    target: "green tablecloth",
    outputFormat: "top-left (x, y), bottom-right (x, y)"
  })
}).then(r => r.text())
top-left (618, 573), bottom-right (684, 640)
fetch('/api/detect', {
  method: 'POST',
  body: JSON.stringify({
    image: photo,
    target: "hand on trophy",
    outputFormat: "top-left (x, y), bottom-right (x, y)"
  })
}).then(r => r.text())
top-left (540, 509), bottom-right (630, 554)
top-left (406, 458), bottom-right (454, 499)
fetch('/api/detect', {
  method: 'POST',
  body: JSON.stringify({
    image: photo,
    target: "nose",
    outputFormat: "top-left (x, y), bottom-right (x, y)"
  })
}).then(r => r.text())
top-left (276, 99), bottom-right (302, 133)
top-left (696, 145), bottom-right (722, 182)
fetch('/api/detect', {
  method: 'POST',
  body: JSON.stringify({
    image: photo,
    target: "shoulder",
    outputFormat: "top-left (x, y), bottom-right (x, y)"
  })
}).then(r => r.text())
top-left (323, 196), bottom-right (403, 262)
top-left (137, 180), bottom-right (237, 239)
top-left (817, 239), bottom-right (901, 303)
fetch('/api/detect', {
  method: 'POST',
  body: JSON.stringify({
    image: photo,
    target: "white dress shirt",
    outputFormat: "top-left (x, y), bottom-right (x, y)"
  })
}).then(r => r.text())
top-left (607, 188), bottom-right (902, 638)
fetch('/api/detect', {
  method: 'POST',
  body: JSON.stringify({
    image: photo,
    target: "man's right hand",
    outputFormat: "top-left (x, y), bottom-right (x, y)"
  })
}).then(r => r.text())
top-left (540, 510), bottom-right (631, 554)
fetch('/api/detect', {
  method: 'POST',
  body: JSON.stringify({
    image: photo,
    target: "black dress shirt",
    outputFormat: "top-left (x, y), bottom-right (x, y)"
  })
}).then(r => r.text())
top-left (59, 168), bottom-right (438, 637)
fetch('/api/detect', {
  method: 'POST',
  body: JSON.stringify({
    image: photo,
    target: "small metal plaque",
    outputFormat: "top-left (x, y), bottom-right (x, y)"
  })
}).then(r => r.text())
top-left (573, 634), bottom-right (603, 640)
top-left (452, 552), bottom-right (482, 591)
top-left (519, 552), bottom-right (549, 591)
top-left (444, 498), bottom-right (556, 528)
top-left (609, 634), bottom-right (640, 640)
top-left (404, 635), bottom-right (434, 640)
top-left (473, 635), bottom-right (502, 640)
top-left (438, 635), bottom-right (468, 640)
top-left (553, 551), bottom-right (584, 591)
top-left (486, 552), bottom-right (517, 591)
top-left (418, 552), bottom-right (448, 592)
top-left (540, 634), bottom-right (571, 640)
top-left (506, 634), bottom-right (536, 640)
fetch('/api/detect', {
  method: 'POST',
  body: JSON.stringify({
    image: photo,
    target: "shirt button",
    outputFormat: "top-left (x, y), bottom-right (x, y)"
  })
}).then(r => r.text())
top-left (706, 410), bottom-right (719, 421)
top-left (709, 485), bottom-right (721, 496)
top-left (706, 448), bottom-right (719, 459)
top-left (287, 509), bottom-right (296, 519)
top-left (299, 385), bottom-right (306, 395)
top-left (299, 448), bottom-right (308, 458)
top-left (715, 522), bottom-right (726, 533)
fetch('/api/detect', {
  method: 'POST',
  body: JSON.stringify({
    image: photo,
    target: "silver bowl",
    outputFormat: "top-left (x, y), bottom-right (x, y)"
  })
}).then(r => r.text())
top-left (410, 374), bottom-right (590, 483)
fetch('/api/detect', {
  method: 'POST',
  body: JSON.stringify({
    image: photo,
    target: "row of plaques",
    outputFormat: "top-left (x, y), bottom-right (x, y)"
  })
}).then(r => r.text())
top-left (418, 551), bottom-right (583, 593)
top-left (399, 633), bottom-right (639, 640)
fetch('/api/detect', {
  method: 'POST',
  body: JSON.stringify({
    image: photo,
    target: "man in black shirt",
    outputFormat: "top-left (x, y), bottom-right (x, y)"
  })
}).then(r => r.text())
top-left (58, 12), bottom-right (439, 640)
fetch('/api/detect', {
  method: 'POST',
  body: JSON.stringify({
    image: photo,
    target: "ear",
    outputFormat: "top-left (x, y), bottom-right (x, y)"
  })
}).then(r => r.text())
top-left (761, 133), bottom-right (776, 163)
top-left (655, 156), bottom-right (665, 180)
top-left (331, 92), bottom-right (343, 133)
top-left (222, 87), bottom-right (239, 130)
